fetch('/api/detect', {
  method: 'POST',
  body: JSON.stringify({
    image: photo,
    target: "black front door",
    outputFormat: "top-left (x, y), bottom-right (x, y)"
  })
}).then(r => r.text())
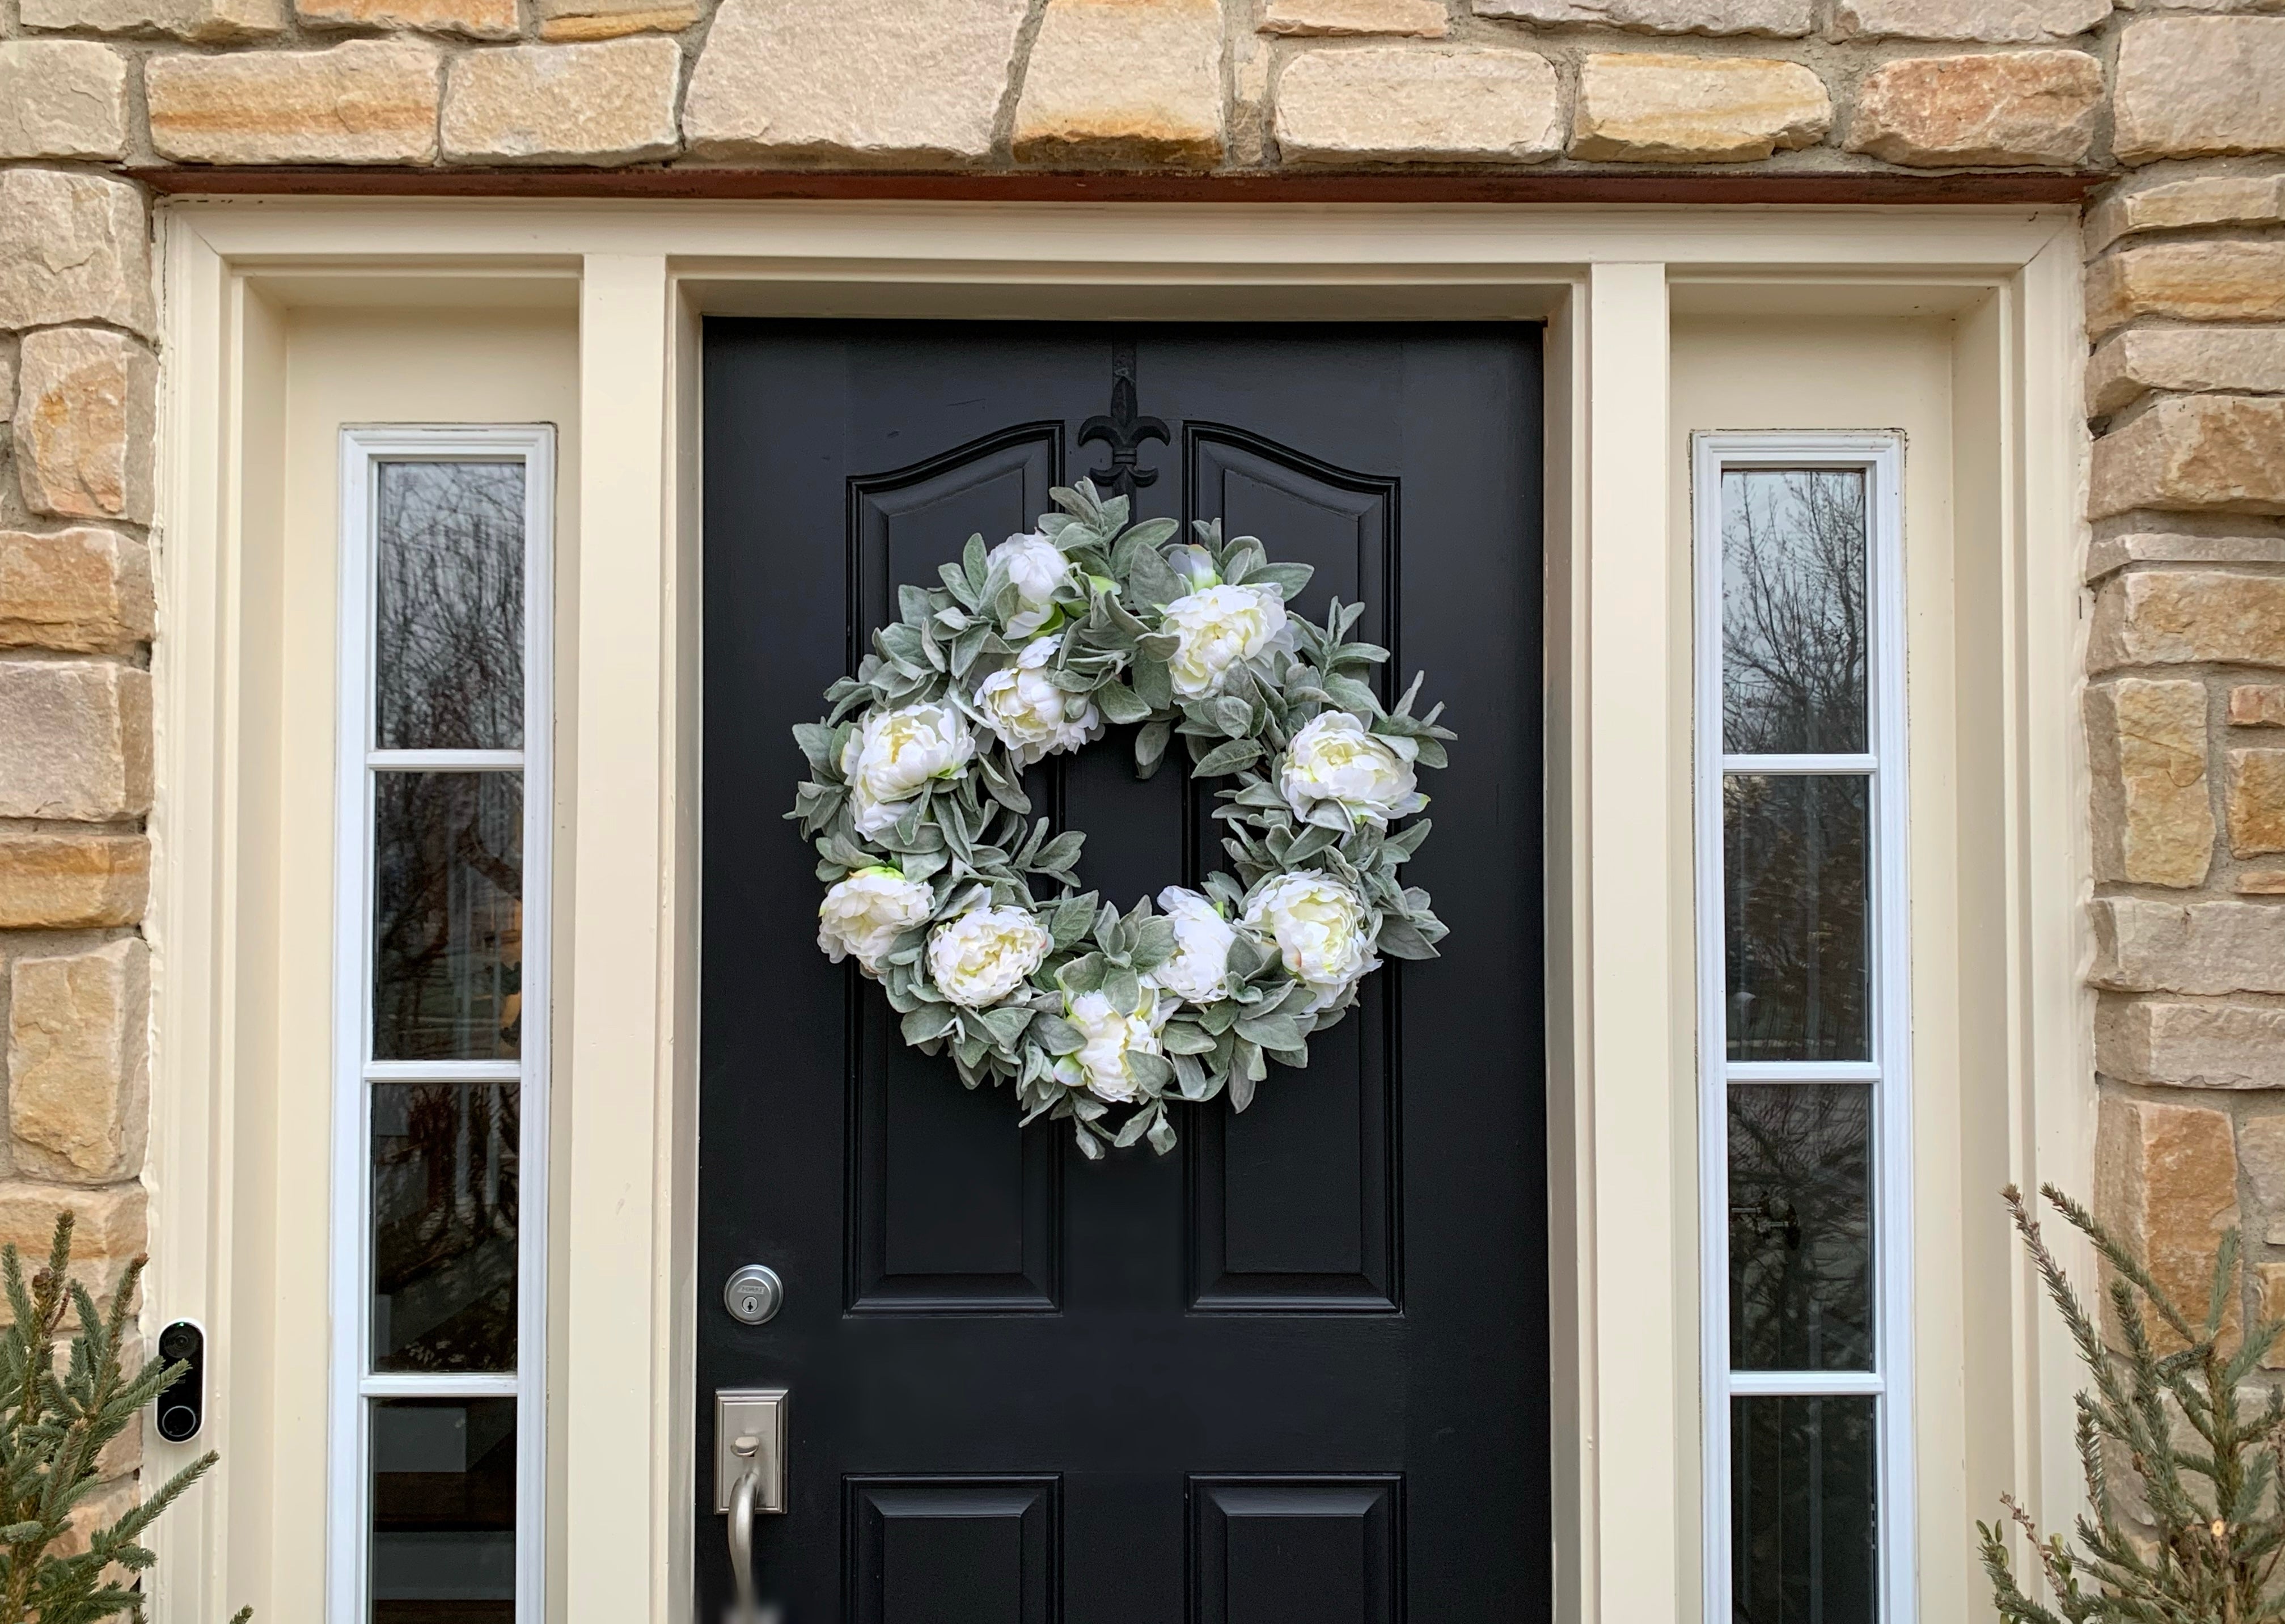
top-left (699, 322), bottom-right (1546, 1623)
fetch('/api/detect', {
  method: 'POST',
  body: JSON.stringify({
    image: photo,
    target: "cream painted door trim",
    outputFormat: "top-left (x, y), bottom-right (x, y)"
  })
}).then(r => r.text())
top-left (148, 200), bottom-right (2091, 1624)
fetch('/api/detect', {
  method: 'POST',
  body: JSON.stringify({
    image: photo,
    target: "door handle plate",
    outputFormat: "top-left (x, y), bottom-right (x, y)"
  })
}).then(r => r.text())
top-left (714, 1388), bottom-right (789, 1515)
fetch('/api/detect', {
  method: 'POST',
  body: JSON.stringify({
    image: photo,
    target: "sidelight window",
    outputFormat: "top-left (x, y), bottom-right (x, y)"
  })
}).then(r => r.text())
top-left (1693, 435), bottom-right (1912, 1623)
top-left (330, 428), bottom-right (553, 1624)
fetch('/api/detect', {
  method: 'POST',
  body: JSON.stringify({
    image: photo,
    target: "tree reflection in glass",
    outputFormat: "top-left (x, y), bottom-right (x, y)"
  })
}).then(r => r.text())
top-left (1723, 775), bottom-right (1868, 1061)
top-left (1732, 1394), bottom-right (1877, 1624)
top-left (1729, 1084), bottom-right (1872, 1371)
top-left (374, 772), bottom-right (522, 1061)
top-left (373, 1082), bottom-right (519, 1373)
top-left (1721, 470), bottom-right (1868, 757)
top-left (376, 461), bottom-right (525, 752)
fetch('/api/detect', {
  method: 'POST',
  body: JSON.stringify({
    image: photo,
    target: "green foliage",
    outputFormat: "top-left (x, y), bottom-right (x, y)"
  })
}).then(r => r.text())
top-left (1981, 1183), bottom-right (2285, 1624)
top-left (788, 479), bottom-right (1455, 1158)
top-left (0, 1212), bottom-right (248, 1624)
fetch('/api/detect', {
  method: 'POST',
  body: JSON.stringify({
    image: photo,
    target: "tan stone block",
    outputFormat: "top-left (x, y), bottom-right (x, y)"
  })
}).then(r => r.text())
top-left (2088, 242), bottom-right (2285, 340)
top-left (297, 0), bottom-right (515, 36)
top-left (2100, 999), bottom-right (2285, 1090)
top-left (7, 940), bottom-right (149, 1186)
top-left (2240, 1115), bottom-right (2285, 1243)
top-left (56, 1475), bottom-right (137, 1576)
top-left (1571, 52), bottom-right (1829, 163)
top-left (0, 662), bottom-right (151, 821)
top-left (2115, 17), bottom-right (2285, 164)
top-left (15, 332), bottom-right (155, 528)
top-left (1847, 51), bottom-right (2101, 168)
top-left (2091, 897), bottom-right (2285, 995)
top-left (1012, 0), bottom-right (1225, 168)
top-left (1265, 0), bottom-right (1448, 34)
top-left (2229, 749), bottom-right (2285, 856)
top-left (2260, 1263), bottom-right (2285, 1365)
top-left (2087, 175), bottom-right (2285, 253)
top-left (0, 529), bottom-right (153, 654)
top-left (0, 834), bottom-right (149, 929)
top-left (20, 0), bottom-right (281, 41)
top-left (2092, 570), bottom-right (2285, 669)
top-left (0, 1181), bottom-right (145, 1264)
top-left (534, 0), bottom-right (695, 40)
top-left (2097, 1094), bottom-right (2239, 1343)
top-left (2088, 679), bottom-right (2213, 887)
top-left (1473, 0), bottom-right (1811, 32)
top-left (0, 171), bottom-right (151, 337)
top-left (2241, 870), bottom-right (2285, 894)
top-left (443, 39), bottom-right (680, 164)
top-left (0, 43), bottom-right (130, 161)
top-left (685, 0), bottom-right (1028, 166)
top-left (2088, 328), bottom-right (2285, 417)
top-left (1275, 46), bottom-right (1562, 164)
top-left (147, 40), bottom-right (442, 165)
top-left (2086, 532), bottom-right (2285, 582)
top-left (2092, 396), bottom-right (2285, 519)
top-left (2233, 684), bottom-right (2285, 727)
top-left (1834, 0), bottom-right (2107, 40)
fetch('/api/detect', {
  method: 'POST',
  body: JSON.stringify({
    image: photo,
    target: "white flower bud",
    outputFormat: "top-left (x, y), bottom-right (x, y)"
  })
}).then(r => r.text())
top-left (1148, 886), bottom-right (1237, 1005)
top-left (988, 531), bottom-right (1075, 638)
top-left (816, 866), bottom-right (935, 975)
top-left (841, 702), bottom-right (975, 837)
top-left (926, 903), bottom-right (1051, 1009)
top-left (1161, 582), bottom-right (1287, 700)
top-left (1279, 711), bottom-right (1425, 831)
top-left (975, 636), bottom-right (1104, 766)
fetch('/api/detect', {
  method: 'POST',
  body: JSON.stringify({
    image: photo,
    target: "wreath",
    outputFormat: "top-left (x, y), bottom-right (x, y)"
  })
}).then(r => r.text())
top-left (788, 480), bottom-right (1453, 1159)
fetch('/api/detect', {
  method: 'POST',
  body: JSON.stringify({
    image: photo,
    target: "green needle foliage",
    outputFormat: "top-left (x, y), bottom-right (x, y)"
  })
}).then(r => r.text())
top-left (1981, 1182), bottom-right (2285, 1624)
top-left (0, 1212), bottom-right (249, 1624)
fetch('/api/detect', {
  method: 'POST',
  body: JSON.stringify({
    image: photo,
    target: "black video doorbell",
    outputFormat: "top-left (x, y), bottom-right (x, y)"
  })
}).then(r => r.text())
top-left (154, 1320), bottom-right (204, 1443)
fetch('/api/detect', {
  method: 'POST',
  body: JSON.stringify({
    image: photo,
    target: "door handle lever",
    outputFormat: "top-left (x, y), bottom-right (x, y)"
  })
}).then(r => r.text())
top-left (727, 1441), bottom-right (764, 1623)
top-left (716, 1390), bottom-right (788, 1624)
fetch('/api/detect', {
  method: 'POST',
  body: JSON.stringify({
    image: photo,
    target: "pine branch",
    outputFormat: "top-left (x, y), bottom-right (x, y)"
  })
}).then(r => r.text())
top-left (1986, 1185), bottom-right (2285, 1624)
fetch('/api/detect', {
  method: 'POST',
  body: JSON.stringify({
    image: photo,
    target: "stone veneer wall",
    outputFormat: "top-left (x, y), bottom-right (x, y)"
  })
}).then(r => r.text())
top-left (1, 0), bottom-right (2283, 1541)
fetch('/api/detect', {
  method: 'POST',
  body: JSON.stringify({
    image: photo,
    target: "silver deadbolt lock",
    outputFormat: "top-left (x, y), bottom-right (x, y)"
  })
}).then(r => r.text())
top-left (723, 1263), bottom-right (784, 1326)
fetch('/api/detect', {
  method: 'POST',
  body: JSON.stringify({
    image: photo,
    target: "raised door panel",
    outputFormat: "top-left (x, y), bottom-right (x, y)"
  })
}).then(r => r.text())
top-left (1190, 1477), bottom-right (1401, 1624)
top-left (846, 426), bottom-right (1063, 1312)
top-left (848, 1477), bottom-right (1060, 1624)
top-left (1183, 428), bottom-right (1401, 1312)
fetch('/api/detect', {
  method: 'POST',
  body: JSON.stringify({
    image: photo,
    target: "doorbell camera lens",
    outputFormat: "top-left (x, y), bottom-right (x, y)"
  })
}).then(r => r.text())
top-left (153, 1320), bottom-right (204, 1443)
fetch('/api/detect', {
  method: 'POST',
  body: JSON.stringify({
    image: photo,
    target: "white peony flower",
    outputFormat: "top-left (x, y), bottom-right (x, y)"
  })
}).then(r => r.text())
top-left (1054, 986), bottom-right (1166, 1103)
top-left (1279, 711), bottom-right (1427, 831)
top-left (926, 903), bottom-right (1051, 1009)
top-left (816, 865), bottom-right (935, 975)
top-left (1149, 886), bottom-right (1237, 1005)
top-left (841, 702), bottom-right (975, 837)
top-left (1242, 871), bottom-right (1380, 1007)
top-left (988, 531), bottom-right (1075, 639)
top-left (975, 636), bottom-right (1104, 766)
top-left (1161, 582), bottom-right (1287, 700)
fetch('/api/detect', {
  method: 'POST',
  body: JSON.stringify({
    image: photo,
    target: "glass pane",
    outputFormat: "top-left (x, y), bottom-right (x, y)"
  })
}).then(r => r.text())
top-left (1730, 1085), bottom-right (1872, 1371)
top-left (1721, 468), bottom-right (1868, 756)
top-left (1732, 1394), bottom-right (1877, 1624)
top-left (1724, 775), bottom-right (1869, 1062)
top-left (374, 772), bottom-right (523, 1061)
top-left (373, 1082), bottom-right (519, 1373)
top-left (371, 1397), bottom-right (517, 1624)
top-left (376, 460), bottom-right (526, 752)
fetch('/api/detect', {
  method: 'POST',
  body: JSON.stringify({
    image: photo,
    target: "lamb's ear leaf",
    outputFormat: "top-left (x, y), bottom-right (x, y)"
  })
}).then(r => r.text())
top-left (1134, 719), bottom-right (1173, 779)
top-left (1146, 1109), bottom-right (1179, 1156)
top-left (964, 533), bottom-right (991, 590)
top-left (1125, 545), bottom-right (1184, 610)
top-left (1096, 680), bottom-right (1150, 726)
top-left (1250, 561), bottom-right (1314, 602)
top-left (1376, 912), bottom-right (1442, 961)
top-left (1050, 892), bottom-right (1100, 947)
top-left (902, 1005), bottom-right (959, 1044)
top-left (1191, 738), bottom-right (1261, 778)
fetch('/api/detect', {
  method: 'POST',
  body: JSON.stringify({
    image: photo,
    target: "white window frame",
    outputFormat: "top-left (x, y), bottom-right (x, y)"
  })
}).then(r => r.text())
top-left (1692, 432), bottom-right (1915, 1624)
top-left (328, 424), bottom-right (556, 1624)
